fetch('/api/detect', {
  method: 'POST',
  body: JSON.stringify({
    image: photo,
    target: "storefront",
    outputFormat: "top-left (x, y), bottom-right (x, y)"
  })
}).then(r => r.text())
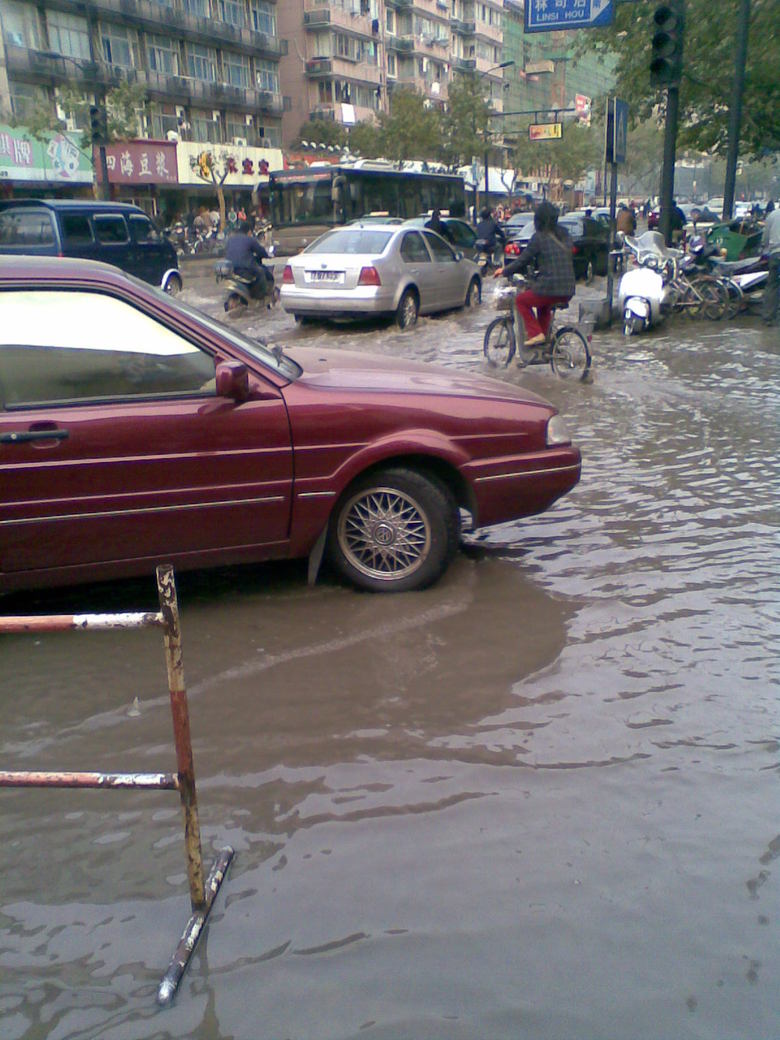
top-left (175, 141), bottom-right (283, 221)
top-left (98, 140), bottom-right (179, 222)
top-left (0, 124), bottom-right (93, 199)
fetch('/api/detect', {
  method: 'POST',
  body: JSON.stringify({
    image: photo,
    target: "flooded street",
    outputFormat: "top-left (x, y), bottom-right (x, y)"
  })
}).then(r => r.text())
top-left (1, 276), bottom-right (778, 1040)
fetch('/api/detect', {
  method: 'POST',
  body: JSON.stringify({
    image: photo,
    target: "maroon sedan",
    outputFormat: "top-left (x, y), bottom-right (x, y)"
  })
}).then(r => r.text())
top-left (0, 257), bottom-right (581, 593)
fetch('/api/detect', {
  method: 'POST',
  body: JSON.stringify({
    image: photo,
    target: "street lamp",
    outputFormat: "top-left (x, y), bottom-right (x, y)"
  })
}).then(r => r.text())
top-left (38, 51), bottom-right (110, 200)
top-left (476, 61), bottom-right (515, 206)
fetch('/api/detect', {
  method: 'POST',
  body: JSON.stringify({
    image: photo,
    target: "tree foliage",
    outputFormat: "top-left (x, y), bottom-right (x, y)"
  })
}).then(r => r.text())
top-left (294, 119), bottom-right (347, 149)
top-left (508, 121), bottom-right (601, 184)
top-left (374, 88), bottom-right (443, 161)
top-left (440, 75), bottom-right (492, 167)
top-left (583, 0), bottom-right (780, 159)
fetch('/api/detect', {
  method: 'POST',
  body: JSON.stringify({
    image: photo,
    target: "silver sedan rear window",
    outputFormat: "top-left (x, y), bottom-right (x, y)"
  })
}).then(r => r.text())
top-left (306, 230), bottom-right (393, 255)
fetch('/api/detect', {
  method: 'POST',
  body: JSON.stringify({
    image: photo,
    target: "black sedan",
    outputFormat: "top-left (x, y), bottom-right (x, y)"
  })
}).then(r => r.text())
top-left (503, 215), bottom-right (609, 283)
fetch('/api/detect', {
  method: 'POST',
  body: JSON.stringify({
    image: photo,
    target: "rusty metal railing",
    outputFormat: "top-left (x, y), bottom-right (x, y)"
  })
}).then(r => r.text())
top-left (0, 563), bottom-right (233, 1006)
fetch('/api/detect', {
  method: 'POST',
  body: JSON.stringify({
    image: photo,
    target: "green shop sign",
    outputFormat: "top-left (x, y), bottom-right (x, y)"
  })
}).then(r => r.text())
top-left (0, 124), bottom-right (93, 184)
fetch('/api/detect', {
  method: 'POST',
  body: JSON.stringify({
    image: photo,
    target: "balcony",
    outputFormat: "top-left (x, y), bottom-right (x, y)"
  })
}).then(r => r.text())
top-left (410, 33), bottom-right (449, 56)
top-left (391, 74), bottom-right (447, 101)
top-left (386, 36), bottom-right (414, 52)
top-left (303, 1), bottom-right (376, 36)
top-left (304, 57), bottom-right (382, 85)
top-left (450, 18), bottom-right (476, 35)
top-left (474, 17), bottom-right (502, 44)
top-left (452, 56), bottom-right (476, 72)
top-left (385, 0), bottom-right (413, 8)
top-left (4, 45), bottom-right (125, 88)
top-left (312, 101), bottom-right (377, 124)
top-left (46, 0), bottom-right (287, 60)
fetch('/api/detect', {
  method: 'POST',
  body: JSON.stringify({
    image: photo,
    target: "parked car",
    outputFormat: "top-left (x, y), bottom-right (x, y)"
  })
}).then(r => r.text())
top-left (503, 214), bottom-right (609, 281)
top-left (502, 212), bottom-right (536, 242)
top-left (0, 199), bottom-right (181, 293)
top-left (281, 224), bottom-right (482, 328)
top-left (0, 256), bottom-right (581, 594)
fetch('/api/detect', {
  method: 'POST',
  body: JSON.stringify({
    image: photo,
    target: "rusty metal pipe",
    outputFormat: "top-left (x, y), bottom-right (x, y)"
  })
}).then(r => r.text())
top-left (0, 612), bottom-right (165, 634)
top-left (156, 564), bottom-right (206, 911)
top-left (0, 770), bottom-right (178, 790)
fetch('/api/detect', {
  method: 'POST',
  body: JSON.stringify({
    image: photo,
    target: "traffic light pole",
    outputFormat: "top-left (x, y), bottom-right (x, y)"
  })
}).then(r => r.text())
top-left (658, 83), bottom-right (680, 246)
top-left (722, 0), bottom-right (751, 221)
top-left (97, 143), bottom-right (110, 201)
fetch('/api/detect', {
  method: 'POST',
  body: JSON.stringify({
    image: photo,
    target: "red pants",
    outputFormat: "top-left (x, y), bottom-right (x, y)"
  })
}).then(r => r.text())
top-left (515, 290), bottom-right (570, 339)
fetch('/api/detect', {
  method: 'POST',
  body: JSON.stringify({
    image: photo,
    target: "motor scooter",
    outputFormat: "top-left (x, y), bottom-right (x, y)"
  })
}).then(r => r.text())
top-left (616, 232), bottom-right (676, 335)
top-left (215, 259), bottom-right (279, 312)
top-left (474, 238), bottom-right (502, 275)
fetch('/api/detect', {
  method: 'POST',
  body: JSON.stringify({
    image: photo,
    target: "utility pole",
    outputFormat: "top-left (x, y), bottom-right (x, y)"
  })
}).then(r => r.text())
top-left (722, 0), bottom-right (751, 221)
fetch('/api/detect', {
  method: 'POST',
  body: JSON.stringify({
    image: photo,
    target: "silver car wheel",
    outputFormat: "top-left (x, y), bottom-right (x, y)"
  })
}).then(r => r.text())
top-left (397, 289), bottom-right (418, 330)
top-left (337, 485), bottom-right (431, 581)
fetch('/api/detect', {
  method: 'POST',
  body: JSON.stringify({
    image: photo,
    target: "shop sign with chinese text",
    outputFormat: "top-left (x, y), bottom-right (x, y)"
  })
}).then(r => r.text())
top-left (0, 124), bottom-right (92, 183)
top-left (98, 140), bottom-right (178, 184)
top-left (176, 142), bottom-right (283, 186)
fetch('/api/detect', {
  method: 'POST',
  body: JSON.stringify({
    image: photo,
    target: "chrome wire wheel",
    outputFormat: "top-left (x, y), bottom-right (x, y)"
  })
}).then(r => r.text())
top-left (337, 485), bottom-right (431, 583)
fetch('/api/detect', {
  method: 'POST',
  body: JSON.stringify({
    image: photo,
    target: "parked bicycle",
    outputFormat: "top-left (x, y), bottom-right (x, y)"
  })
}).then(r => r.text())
top-left (483, 276), bottom-right (592, 380)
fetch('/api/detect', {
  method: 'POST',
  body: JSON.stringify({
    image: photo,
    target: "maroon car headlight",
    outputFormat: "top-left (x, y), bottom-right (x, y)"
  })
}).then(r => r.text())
top-left (546, 414), bottom-right (572, 446)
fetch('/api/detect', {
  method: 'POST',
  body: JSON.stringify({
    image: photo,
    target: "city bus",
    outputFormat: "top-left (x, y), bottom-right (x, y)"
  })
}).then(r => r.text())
top-left (267, 160), bottom-right (467, 254)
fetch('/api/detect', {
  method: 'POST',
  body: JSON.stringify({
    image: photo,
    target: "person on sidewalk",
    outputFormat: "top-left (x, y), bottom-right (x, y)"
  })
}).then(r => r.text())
top-left (761, 205), bottom-right (780, 325)
top-left (493, 202), bottom-right (575, 347)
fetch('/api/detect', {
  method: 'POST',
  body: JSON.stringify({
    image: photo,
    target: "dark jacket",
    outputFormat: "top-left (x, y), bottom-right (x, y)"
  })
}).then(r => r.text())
top-left (475, 216), bottom-right (506, 249)
top-left (503, 229), bottom-right (576, 298)
top-left (424, 216), bottom-right (453, 242)
top-left (225, 233), bottom-right (268, 273)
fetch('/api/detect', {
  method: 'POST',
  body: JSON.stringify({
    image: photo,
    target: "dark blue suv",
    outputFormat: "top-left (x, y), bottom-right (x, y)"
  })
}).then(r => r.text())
top-left (0, 200), bottom-right (181, 293)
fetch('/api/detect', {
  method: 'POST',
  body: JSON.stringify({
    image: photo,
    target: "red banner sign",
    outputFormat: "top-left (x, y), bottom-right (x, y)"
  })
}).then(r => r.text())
top-left (98, 140), bottom-right (179, 184)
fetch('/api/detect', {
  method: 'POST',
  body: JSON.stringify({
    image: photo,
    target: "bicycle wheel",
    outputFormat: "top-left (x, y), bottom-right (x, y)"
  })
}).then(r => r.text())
top-left (723, 277), bottom-right (744, 319)
top-left (550, 327), bottom-right (591, 380)
top-left (483, 317), bottom-right (516, 367)
top-left (690, 276), bottom-right (728, 320)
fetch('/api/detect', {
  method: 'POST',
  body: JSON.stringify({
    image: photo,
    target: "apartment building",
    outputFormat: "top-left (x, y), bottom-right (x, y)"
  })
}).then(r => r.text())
top-left (0, 0), bottom-right (286, 150)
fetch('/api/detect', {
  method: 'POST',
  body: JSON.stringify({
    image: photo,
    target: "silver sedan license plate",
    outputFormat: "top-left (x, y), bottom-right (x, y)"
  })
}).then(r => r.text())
top-left (306, 270), bottom-right (344, 284)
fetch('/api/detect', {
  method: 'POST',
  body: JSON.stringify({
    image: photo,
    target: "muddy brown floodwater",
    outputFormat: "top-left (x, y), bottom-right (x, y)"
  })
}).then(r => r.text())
top-left (1, 291), bottom-right (778, 1040)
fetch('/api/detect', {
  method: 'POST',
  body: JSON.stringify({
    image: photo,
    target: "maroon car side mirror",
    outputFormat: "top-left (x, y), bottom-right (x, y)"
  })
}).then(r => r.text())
top-left (215, 361), bottom-right (250, 402)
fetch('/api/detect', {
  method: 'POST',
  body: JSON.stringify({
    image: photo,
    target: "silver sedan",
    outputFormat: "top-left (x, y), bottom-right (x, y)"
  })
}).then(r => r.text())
top-left (280, 224), bottom-right (482, 329)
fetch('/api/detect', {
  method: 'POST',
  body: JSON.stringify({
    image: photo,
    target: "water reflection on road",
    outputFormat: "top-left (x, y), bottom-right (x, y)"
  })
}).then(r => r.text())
top-left (1, 282), bottom-right (778, 1040)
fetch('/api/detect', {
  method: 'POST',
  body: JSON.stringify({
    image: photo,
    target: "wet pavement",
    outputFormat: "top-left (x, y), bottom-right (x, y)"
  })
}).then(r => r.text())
top-left (1, 276), bottom-right (778, 1040)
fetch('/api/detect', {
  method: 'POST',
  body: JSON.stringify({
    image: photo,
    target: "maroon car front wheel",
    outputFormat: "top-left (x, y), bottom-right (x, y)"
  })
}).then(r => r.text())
top-left (327, 468), bottom-right (460, 592)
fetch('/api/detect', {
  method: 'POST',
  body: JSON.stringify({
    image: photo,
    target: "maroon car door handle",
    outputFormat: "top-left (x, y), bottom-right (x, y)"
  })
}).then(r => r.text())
top-left (1, 428), bottom-right (69, 444)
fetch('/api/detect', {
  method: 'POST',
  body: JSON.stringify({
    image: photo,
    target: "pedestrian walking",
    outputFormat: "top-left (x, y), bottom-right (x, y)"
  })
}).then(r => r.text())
top-left (761, 206), bottom-right (780, 325)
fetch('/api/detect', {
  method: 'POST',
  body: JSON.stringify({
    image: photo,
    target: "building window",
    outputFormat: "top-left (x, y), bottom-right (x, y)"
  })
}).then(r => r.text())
top-left (187, 44), bottom-right (217, 81)
top-left (255, 58), bottom-right (279, 93)
top-left (387, 52), bottom-right (396, 77)
top-left (191, 111), bottom-right (221, 142)
top-left (385, 9), bottom-right (395, 34)
top-left (256, 124), bottom-right (280, 147)
top-left (250, 0), bottom-right (275, 34)
top-left (151, 105), bottom-right (179, 138)
top-left (101, 25), bottom-right (135, 68)
top-left (1, 2), bottom-right (40, 49)
top-left (224, 51), bottom-right (250, 87)
top-left (182, 0), bottom-right (210, 17)
top-left (8, 81), bottom-right (48, 121)
top-left (47, 12), bottom-right (91, 61)
top-left (147, 34), bottom-right (179, 75)
top-left (217, 0), bottom-right (245, 28)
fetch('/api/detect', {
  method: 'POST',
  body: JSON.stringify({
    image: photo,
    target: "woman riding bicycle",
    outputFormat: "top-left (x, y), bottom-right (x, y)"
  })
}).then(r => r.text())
top-left (494, 202), bottom-right (575, 347)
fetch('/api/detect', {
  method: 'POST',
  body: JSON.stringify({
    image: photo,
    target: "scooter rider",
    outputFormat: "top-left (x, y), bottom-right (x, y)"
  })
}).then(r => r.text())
top-left (475, 206), bottom-right (506, 257)
top-left (225, 220), bottom-right (274, 293)
top-left (494, 202), bottom-right (575, 347)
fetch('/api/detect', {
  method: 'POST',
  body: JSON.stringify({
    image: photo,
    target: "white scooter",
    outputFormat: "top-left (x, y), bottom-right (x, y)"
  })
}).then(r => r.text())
top-left (616, 231), bottom-right (676, 336)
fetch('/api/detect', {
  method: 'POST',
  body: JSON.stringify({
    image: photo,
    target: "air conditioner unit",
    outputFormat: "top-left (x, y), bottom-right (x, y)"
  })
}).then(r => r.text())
top-left (232, 136), bottom-right (247, 146)
top-left (245, 114), bottom-right (253, 125)
top-left (176, 106), bottom-right (186, 118)
top-left (212, 110), bottom-right (221, 121)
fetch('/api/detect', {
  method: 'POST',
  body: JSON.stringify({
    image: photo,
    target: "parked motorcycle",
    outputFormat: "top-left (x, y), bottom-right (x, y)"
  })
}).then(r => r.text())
top-left (616, 231), bottom-right (676, 335)
top-left (215, 258), bottom-right (279, 312)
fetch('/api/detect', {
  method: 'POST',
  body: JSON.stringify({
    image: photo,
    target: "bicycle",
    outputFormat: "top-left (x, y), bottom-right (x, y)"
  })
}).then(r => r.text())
top-left (483, 277), bottom-right (592, 380)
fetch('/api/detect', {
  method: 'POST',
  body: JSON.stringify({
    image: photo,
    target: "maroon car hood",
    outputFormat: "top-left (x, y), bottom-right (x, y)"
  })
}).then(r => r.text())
top-left (285, 346), bottom-right (554, 407)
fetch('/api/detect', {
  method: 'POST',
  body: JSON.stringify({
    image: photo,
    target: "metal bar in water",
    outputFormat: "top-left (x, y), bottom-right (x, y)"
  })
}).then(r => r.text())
top-left (0, 770), bottom-right (178, 790)
top-left (0, 612), bottom-right (165, 633)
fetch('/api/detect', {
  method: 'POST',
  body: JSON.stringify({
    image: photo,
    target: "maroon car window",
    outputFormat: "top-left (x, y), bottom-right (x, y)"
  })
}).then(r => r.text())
top-left (400, 231), bottom-right (430, 263)
top-left (92, 215), bottom-right (129, 244)
top-left (0, 290), bottom-right (215, 408)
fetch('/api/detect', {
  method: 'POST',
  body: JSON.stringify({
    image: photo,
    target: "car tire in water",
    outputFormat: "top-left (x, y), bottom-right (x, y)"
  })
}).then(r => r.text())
top-left (396, 288), bottom-right (419, 330)
top-left (483, 317), bottom-right (516, 367)
top-left (327, 467), bottom-right (460, 593)
top-left (550, 328), bottom-right (591, 380)
top-left (465, 277), bottom-right (481, 308)
top-left (164, 273), bottom-right (182, 295)
top-left (225, 293), bottom-right (246, 312)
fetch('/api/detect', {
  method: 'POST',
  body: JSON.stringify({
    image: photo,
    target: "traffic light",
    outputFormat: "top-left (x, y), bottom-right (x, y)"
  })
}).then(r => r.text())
top-left (89, 104), bottom-right (108, 145)
top-left (650, 1), bottom-right (684, 88)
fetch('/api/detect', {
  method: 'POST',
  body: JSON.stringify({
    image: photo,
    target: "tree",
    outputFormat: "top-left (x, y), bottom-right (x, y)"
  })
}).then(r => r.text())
top-left (440, 75), bottom-right (492, 168)
top-left (190, 150), bottom-right (237, 231)
top-left (55, 82), bottom-right (146, 144)
top-left (375, 88), bottom-right (442, 162)
top-left (294, 119), bottom-right (347, 149)
top-left (509, 121), bottom-right (601, 190)
top-left (348, 119), bottom-right (383, 158)
top-left (582, 0), bottom-right (780, 159)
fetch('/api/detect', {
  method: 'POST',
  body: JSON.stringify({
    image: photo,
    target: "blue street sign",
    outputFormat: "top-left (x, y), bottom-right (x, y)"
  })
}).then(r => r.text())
top-left (525, 0), bottom-right (614, 33)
